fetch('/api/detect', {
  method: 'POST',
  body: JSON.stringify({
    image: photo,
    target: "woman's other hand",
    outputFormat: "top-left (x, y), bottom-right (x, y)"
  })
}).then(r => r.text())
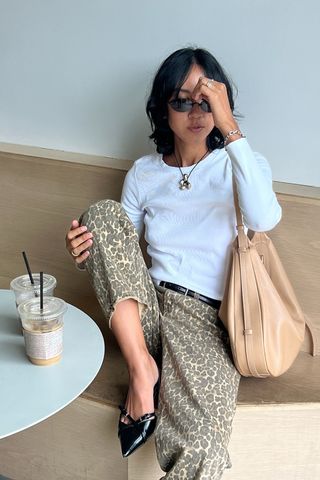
top-left (192, 77), bottom-right (238, 137)
top-left (65, 220), bottom-right (93, 264)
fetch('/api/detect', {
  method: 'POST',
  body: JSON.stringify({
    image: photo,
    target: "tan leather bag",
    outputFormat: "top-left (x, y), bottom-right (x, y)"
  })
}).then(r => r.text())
top-left (219, 177), bottom-right (318, 377)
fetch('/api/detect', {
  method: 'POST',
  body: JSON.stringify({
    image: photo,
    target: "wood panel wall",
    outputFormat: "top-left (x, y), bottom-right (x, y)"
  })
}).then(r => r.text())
top-left (0, 151), bottom-right (126, 342)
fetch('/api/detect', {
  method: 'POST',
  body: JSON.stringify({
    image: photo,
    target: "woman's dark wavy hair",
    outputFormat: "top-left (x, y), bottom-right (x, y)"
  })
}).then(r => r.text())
top-left (146, 47), bottom-right (237, 155)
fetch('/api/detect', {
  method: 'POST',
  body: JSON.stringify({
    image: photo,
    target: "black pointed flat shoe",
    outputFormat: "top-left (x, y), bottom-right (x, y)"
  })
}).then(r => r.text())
top-left (118, 379), bottom-right (160, 457)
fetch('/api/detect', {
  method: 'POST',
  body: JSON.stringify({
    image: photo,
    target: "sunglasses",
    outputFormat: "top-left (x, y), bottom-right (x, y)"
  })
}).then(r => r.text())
top-left (168, 98), bottom-right (211, 113)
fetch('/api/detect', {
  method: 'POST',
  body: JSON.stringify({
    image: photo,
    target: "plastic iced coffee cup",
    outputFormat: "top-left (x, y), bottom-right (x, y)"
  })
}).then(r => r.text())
top-left (18, 297), bottom-right (67, 366)
top-left (10, 273), bottom-right (57, 307)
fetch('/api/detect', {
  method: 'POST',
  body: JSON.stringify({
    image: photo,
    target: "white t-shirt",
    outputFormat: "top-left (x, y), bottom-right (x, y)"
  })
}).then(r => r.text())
top-left (121, 138), bottom-right (282, 300)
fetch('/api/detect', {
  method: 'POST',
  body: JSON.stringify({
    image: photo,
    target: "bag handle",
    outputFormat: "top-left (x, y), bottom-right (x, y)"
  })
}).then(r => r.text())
top-left (232, 174), bottom-right (249, 250)
top-left (232, 174), bottom-right (242, 227)
top-left (304, 314), bottom-right (320, 356)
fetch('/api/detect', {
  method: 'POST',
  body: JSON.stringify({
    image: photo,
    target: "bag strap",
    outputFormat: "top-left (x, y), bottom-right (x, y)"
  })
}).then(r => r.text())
top-left (304, 315), bottom-right (320, 356)
top-left (232, 174), bottom-right (319, 357)
top-left (232, 175), bottom-right (249, 250)
top-left (232, 175), bottom-right (259, 374)
top-left (232, 174), bottom-right (242, 228)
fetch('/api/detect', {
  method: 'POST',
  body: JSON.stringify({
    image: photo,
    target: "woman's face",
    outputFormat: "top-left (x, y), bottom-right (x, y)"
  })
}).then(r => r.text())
top-left (168, 64), bottom-right (214, 149)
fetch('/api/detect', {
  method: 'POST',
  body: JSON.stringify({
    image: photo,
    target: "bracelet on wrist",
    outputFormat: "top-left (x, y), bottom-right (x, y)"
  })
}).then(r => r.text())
top-left (224, 129), bottom-right (246, 147)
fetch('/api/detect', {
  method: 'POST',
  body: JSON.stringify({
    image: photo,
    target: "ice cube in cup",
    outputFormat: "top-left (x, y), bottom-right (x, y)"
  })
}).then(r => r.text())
top-left (10, 273), bottom-right (57, 307)
top-left (18, 296), bottom-right (67, 366)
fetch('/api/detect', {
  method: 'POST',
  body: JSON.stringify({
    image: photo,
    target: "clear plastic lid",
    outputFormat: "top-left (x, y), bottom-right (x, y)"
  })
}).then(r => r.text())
top-left (10, 273), bottom-right (57, 293)
top-left (18, 296), bottom-right (67, 322)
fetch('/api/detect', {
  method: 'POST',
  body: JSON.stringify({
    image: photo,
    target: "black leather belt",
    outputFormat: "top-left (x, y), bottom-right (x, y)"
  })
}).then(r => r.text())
top-left (159, 281), bottom-right (221, 310)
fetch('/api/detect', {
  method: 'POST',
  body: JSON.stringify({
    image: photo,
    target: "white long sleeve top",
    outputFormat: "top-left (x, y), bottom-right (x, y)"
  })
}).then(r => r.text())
top-left (121, 138), bottom-right (282, 300)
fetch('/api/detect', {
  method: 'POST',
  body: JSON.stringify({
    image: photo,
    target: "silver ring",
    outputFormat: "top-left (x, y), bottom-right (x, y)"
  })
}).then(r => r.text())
top-left (206, 79), bottom-right (214, 88)
top-left (71, 250), bottom-right (80, 257)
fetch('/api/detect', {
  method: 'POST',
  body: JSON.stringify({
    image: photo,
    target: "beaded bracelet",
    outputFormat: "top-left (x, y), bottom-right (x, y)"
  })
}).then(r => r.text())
top-left (224, 129), bottom-right (246, 147)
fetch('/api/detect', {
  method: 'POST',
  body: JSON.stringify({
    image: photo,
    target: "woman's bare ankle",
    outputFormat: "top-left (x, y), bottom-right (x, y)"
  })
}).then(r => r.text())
top-left (120, 354), bottom-right (159, 422)
top-left (128, 351), bottom-right (158, 384)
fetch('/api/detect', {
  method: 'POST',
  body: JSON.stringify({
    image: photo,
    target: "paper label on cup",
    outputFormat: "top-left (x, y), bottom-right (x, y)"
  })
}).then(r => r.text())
top-left (23, 327), bottom-right (63, 360)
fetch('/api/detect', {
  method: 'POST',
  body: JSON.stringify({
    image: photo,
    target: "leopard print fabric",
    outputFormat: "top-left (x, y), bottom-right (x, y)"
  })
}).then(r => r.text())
top-left (156, 289), bottom-right (240, 479)
top-left (80, 199), bottom-right (240, 480)
top-left (80, 199), bottom-right (162, 362)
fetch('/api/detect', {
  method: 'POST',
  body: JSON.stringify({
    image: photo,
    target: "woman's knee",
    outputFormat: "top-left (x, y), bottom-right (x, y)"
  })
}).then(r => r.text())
top-left (79, 199), bottom-right (122, 229)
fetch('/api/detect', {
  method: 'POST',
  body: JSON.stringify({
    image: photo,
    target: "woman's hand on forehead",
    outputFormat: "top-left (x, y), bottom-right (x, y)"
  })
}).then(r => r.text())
top-left (192, 76), bottom-right (238, 136)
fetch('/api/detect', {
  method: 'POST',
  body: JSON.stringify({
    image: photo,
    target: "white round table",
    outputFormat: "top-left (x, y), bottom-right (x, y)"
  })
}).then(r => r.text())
top-left (0, 289), bottom-right (105, 439)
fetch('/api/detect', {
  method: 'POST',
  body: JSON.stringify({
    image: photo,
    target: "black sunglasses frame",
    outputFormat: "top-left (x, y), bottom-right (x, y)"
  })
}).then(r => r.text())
top-left (168, 98), bottom-right (211, 113)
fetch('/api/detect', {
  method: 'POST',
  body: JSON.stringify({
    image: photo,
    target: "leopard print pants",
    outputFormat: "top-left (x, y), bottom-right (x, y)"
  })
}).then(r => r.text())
top-left (80, 200), bottom-right (240, 480)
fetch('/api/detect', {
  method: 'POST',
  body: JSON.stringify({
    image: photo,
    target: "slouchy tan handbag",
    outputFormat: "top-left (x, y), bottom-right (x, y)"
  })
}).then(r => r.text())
top-left (219, 177), bottom-right (318, 377)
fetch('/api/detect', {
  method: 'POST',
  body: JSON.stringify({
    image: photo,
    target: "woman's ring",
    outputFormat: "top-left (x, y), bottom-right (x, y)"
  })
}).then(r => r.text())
top-left (71, 250), bottom-right (80, 257)
top-left (206, 79), bottom-right (214, 88)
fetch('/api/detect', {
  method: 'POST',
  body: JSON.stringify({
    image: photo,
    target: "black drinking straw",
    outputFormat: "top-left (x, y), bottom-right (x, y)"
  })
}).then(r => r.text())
top-left (40, 271), bottom-right (44, 311)
top-left (22, 251), bottom-right (34, 286)
top-left (22, 251), bottom-right (38, 297)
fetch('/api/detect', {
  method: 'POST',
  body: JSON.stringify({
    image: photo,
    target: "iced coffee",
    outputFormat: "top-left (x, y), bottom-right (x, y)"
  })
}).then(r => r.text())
top-left (18, 296), bottom-right (67, 366)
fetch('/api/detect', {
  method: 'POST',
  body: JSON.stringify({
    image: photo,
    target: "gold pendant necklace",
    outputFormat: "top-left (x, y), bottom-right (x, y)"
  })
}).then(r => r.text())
top-left (173, 150), bottom-right (209, 190)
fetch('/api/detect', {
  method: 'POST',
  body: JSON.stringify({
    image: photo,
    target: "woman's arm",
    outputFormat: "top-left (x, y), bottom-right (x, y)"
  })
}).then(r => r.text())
top-left (226, 138), bottom-right (282, 231)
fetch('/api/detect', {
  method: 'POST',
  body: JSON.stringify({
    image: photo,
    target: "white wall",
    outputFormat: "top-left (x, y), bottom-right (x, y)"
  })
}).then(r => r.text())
top-left (0, 0), bottom-right (319, 186)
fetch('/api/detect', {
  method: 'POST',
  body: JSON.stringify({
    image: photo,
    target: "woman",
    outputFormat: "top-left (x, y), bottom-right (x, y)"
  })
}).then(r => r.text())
top-left (66, 47), bottom-right (282, 479)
